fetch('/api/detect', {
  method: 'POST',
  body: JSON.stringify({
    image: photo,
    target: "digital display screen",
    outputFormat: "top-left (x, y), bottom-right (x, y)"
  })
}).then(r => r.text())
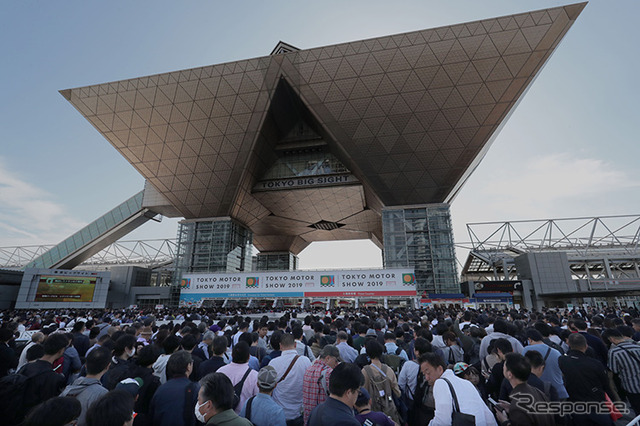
top-left (35, 275), bottom-right (97, 302)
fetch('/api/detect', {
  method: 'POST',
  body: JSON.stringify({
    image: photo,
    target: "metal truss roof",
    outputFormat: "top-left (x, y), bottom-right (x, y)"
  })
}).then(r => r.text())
top-left (0, 239), bottom-right (177, 270)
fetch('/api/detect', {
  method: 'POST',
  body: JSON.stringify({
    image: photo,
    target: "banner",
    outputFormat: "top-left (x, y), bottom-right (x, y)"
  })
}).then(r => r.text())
top-left (179, 268), bottom-right (416, 306)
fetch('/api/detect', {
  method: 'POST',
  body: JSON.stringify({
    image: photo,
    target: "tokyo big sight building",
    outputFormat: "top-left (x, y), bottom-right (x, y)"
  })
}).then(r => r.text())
top-left (41, 3), bottom-right (585, 299)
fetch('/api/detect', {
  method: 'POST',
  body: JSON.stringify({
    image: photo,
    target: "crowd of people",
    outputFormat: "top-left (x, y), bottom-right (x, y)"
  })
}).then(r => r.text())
top-left (1, 304), bottom-right (640, 426)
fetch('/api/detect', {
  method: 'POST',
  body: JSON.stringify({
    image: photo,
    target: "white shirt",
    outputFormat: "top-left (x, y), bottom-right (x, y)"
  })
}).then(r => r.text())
top-left (198, 341), bottom-right (210, 359)
top-left (17, 341), bottom-right (36, 370)
top-left (429, 370), bottom-right (497, 426)
top-left (295, 340), bottom-right (315, 362)
top-left (478, 332), bottom-right (524, 360)
top-left (152, 354), bottom-right (170, 384)
top-left (458, 321), bottom-right (471, 331)
top-left (269, 349), bottom-right (312, 420)
top-left (336, 341), bottom-right (358, 363)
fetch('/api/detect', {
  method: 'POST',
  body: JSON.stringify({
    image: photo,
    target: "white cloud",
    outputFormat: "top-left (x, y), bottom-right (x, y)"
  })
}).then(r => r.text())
top-left (0, 159), bottom-right (85, 247)
top-left (451, 153), bottom-right (640, 257)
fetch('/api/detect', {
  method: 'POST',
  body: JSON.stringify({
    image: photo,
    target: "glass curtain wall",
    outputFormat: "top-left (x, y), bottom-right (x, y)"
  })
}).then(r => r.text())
top-left (382, 204), bottom-right (458, 294)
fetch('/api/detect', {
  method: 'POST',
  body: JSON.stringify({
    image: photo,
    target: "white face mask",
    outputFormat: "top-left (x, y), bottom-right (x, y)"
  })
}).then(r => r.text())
top-left (195, 400), bottom-right (209, 423)
top-left (129, 347), bottom-right (136, 357)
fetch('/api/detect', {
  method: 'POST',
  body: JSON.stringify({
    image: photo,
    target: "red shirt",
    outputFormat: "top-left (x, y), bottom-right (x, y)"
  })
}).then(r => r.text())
top-left (302, 359), bottom-right (333, 424)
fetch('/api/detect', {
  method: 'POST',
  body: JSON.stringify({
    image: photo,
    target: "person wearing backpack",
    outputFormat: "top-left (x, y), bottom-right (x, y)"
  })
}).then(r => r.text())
top-left (218, 341), bottom-right (259, 414)
top-left (308, 363), bottom-right (363, 426)
top-left (440, 332), bottom-right (464, 367)
top-left (362, 340), bottom-right (402, 424)
top-left (60, 346), bottom-right (111, 426)
top-left (1, 332), bottom-right (68, 425)
top-left (384, 332), bottom-right (409, 361)
top-left (239, 366), bottom-right (286, 426)
top-left (355, 387), bottom-right (397, 426)
top-left (522, 329), bottom-right (568, 400)
top-left (149, 350), bottom-right (200, 426)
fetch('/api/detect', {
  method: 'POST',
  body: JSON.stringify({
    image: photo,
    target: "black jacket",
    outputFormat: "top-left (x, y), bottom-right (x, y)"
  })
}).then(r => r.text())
top-left (19, 360), bottom-right (65, 417)
top-left (558, 349), bottom-right (610, 402)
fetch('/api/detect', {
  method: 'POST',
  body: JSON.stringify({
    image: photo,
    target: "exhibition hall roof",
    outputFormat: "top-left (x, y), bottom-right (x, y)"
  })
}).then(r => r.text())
top-left (62, 3), bottom-right (585, 253)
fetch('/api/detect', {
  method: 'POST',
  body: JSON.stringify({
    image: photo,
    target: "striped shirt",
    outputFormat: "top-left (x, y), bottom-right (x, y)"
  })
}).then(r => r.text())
top-left (608, 340), bottom-right (640, 394)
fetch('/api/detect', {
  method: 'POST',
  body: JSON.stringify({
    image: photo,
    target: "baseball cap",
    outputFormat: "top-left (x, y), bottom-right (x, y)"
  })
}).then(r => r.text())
top-left (257, 366), bottom-right (278, 390)
top-left (453, 362), bottom-right (470, 376)
top-left (319, 344), bottom-right (342, 361)
top-left (116, 377), bottom-right (143, 396)
top-left (355, 387), bottom-right (370, 407)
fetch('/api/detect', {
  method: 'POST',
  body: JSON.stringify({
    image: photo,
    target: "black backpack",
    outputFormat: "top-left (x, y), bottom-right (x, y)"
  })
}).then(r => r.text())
top-left (232, 368), bottom-right (253, 409)
top-left (0, 370), bottom-right (48, 425)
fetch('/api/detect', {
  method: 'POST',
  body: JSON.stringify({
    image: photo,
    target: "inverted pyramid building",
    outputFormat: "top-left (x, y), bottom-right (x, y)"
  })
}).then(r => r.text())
top-left (61, 3), bottom-right (586, 256)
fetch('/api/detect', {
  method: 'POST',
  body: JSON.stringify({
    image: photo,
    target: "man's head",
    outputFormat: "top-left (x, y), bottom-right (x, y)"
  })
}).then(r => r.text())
top-left (212, 336), bottom-right (227, 356)
top-left (526, 329), bottom-right (544, 345)
top-left (568, 332), bottom-right (588, 352)
top-left (328, 362), bottom-right (364, 408)
top-left (25, 343), bottom-right (44, 362)
top-left (162, 335), bottom-right (182, 355)
top-left (30, 331), bottom-right (45, 344)
top-left (258, 324), bottom-right (268, 338)
top-left (365, 340), bottom-right (384, 360)
top-left (43, 333), bottom-right (69, 359)
top-left (573, 319), bottom-right (588, 332)
top-left (72, 321), bottom-right (86, 334)
top-left (442, 331), bottom-right (457, 346)
top-left (503, 353), bottom-right (530, 385)
top-left (86, 389), bottom-right (135, 426)
top-left (197, 373), bottom-right (235, 422)
top-left (181, 334), bottom-right (198, 352)
top-left (419, 352), bottom-right (446, 385)
top-left (279, 333), bottom-right (296, 351)
top-left (166, 350), bottom-right (193, 379)
top-left (86, 347), bottom-right (112, 377)
top-left (136, 344), bottom-right (161, 368)
top-left (354, 387), bottom-right (371, 410)
top-left (524, 350), bottom-right (545, 378)
top-left (605, 328), bottom-right (628, 345)
top-left (114, 335), bottom-right (137, 359)
top-left (336, 331), bottom-right (349, 343)
top-left (292, 327), bottom-right (304, 341)
top-left (202, 331), bottom-right (214, 345)
top-left (383, 332), bottom-right (395, 343)
top-left (257, 365), bottom-right (278, 393)
top-left (0, 328), bottom-right (13, 343)
top-left (232, 341), bottom-right (251, 364)
top-left (493, 338), bottom-right (513, 361)
top-left (319, 344), bottom-right (341, 369)
top-left (270, 331), bottom-right (284, 351)
top-left (413, 337), bottom-right (432, 359)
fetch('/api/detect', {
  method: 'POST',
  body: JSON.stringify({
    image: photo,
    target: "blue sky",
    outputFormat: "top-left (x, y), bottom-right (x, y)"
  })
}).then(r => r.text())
top-left (1, 1), bottom-right (639, 270)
